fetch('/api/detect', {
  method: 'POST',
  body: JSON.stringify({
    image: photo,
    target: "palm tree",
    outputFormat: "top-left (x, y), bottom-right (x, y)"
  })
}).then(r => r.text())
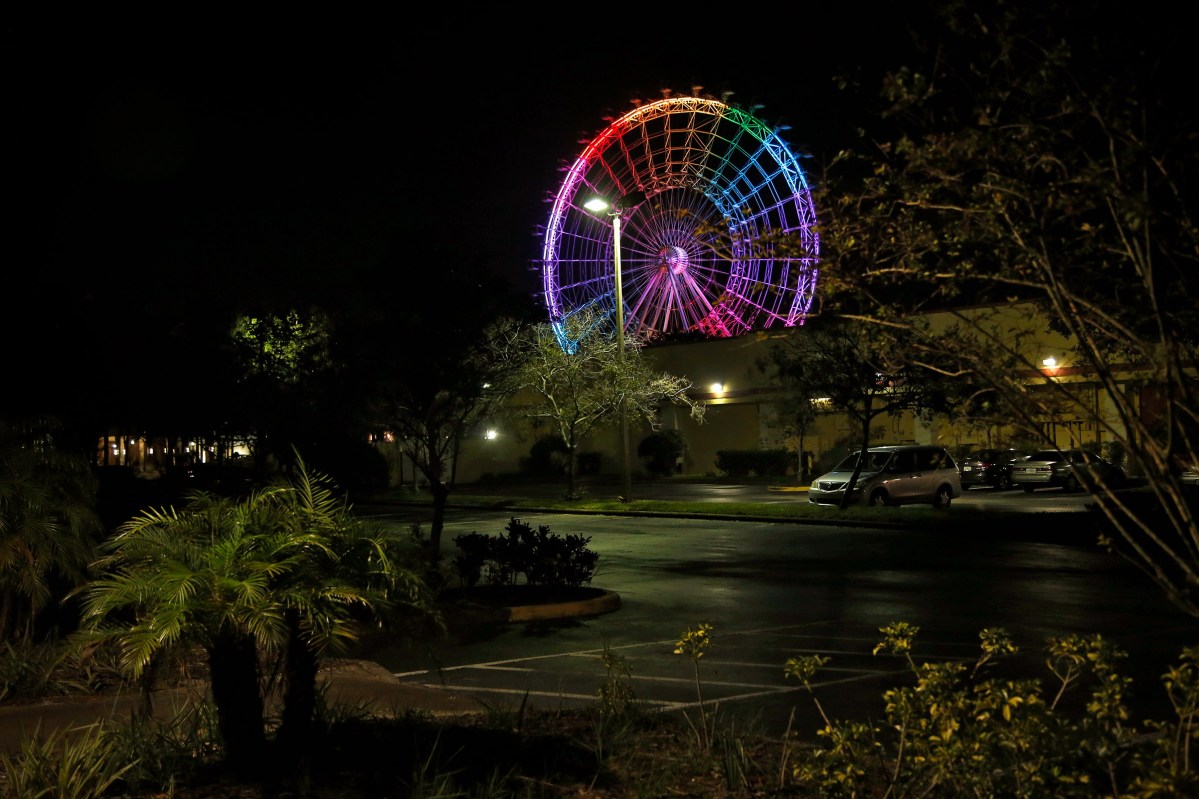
top-left (75, 452), bottom-right (437, 770)
top-left (0, 416), bottom-right (103, 643)
top-left (268, 454), bottom-right (436, 751)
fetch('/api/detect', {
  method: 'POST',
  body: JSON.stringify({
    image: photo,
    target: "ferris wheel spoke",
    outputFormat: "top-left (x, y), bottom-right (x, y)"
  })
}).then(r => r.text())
top-left (541, 94), bottom-right (819, 348)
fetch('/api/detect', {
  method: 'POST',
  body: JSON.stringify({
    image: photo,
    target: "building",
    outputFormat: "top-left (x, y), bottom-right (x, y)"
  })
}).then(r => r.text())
top-left (448, 300), bottom-right (1154, 484)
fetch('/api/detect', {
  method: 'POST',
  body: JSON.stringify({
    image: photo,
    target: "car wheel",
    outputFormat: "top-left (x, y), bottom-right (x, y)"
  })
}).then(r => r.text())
top-left (1064, 475), bottom-right (1078, 492)
top-left (868, 489), bottom-right (890, 507)
top-left (932, 485), bottom-right (952, 509)
top-left (996, 473), bottom-right (1012, 490)
top-left (1023, 484), bottom-right (1035, 493)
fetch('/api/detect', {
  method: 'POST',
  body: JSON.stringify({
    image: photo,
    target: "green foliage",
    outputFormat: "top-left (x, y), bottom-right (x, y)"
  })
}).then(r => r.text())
top-left (524, 435), bottom-right (569, 476)
top-left (230, 308), bottom-right (333, 384)
top-left (714, 449), bottom-right (795, 477)
top-left (597, 642), bottom-right (636, 719)
top-left (493, 308), bottom-right (705, 498)
top-left (788, 622), bottom-right (1199, 798)
top-left (451, 518), bottom-right (599, 589)
top-left (638, 429), bottom-right (686, 476)
top-left (0, 416), bottom-right (104, 643)
top-left (815, 2), bottom-right (1199, 616)
top-left (674, 623), bottom-right (715, 752)
top-left (0, 722), bottom-right (137, 799)
top-left (0, 639), bottom-right (129, 703)
top-left (72, 450), bottom-right (436, 769)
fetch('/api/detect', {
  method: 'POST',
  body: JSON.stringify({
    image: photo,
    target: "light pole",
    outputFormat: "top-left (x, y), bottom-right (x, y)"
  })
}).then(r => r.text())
top-left (585, 192), bottom-right (644, 501)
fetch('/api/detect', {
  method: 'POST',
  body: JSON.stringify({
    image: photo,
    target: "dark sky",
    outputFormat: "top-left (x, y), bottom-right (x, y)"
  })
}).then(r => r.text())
top-left (10, 11), bottom-right (910, 306)
top-left (5, 10), bottom-right (928, 422)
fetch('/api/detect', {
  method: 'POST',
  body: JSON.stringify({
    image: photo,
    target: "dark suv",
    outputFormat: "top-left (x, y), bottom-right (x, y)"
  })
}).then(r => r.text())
top-left (958, 448), bottom-right (1026, 490)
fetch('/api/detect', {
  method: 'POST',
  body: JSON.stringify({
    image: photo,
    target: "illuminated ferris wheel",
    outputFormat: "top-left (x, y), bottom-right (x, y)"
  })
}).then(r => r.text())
top-left (540, 94), bottom-right (820, 350)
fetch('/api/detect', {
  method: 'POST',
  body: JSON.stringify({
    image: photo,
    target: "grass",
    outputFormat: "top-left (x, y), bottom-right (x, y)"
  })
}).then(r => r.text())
top-left (370, 475), bottom-right (1094, 541)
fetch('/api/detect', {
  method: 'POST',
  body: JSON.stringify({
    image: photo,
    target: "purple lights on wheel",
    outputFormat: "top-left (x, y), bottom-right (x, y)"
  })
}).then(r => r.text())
top-left (540, 95), bottom-right (820, 350)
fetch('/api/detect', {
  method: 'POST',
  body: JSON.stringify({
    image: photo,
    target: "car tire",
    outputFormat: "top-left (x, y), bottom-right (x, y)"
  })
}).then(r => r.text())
top-left (996, 473), bottom-right (1012, 490)
top-left (868, 489), bottom-right (890, 507)
top-left (932, 485), bottom-right (953, 509)
top-left (1064, 475), bottom-right (1078, 492)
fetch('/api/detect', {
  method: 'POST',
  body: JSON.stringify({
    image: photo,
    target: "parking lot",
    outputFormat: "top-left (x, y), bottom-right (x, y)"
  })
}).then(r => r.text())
top-left (364, 502), bottom-right (1199, 735)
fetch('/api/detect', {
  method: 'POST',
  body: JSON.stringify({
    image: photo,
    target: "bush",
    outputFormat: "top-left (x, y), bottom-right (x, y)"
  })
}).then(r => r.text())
top-left (576, 451), bottom-right (602, 475)
top-left (451, 518), bottom-right (598, 589)
top-left (638, 430), bottom-right (686, 476)
top-left (784, 621), bottom-right (1199, 798)
top-left (524, 436), bottom-right (569, 476)
top-left (714, 448), bottom-right (795, 477)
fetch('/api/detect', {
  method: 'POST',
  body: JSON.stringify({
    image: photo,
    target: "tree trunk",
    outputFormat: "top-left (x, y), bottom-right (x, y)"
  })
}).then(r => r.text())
top-left (276, 611), bottom-right (320, 754)
top-left (566, 442), bottom-right (577, 498)
top-left (208, 632), bottom-right (267, 772)
top-left (428, 480), bottom-right (449, 565)
top-left (424, 432), bottom-right (449, 564)
top-left (839, 399), bottom-right (875, 510)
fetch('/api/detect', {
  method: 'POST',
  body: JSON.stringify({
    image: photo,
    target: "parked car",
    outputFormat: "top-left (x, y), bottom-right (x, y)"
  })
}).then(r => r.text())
top-left (1010, 449), bottom-right (1125, 493)
top-left (957, 448), bottom-right (1027, 490)
top-left (808, 445), bottom-right (961, 509)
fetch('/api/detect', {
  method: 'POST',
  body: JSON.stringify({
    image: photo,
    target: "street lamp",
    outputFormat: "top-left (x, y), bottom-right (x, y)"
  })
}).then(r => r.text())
top-left (584, 191), bottom-right (645, 501)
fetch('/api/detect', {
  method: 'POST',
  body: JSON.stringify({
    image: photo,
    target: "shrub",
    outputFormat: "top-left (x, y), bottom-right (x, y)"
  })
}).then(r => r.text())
top-left (451, 518), bottom-right (598, 589)
top-left (784, 622), bottom-right (1199, 798)
top-left (638, 430), bottom-right (686, 476)
top-left (714, 448), bottom-right (795, 477)
top-left (576, 451), bottom-right (602, 475)
top-left (524, 436), bottom-right (569, 476)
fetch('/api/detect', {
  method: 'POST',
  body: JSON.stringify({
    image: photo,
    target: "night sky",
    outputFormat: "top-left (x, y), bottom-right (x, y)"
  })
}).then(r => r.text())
top-left (5, 8), bottom-right (920, 418)
top-left (11, 14), bottom-right (909, 284)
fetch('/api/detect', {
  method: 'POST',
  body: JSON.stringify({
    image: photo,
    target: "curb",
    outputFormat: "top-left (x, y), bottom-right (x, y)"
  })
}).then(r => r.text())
top-left (506, 589), bottom-right (622, 622)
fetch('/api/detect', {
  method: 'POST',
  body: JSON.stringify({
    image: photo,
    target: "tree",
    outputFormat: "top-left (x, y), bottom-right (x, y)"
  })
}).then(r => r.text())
top-left (815, 3), bottom-right (1199, 612)
top-left (228, 308), bottom-right (338, 476)
top-left (0, 416), bottom-right (103, 643)
top-left (74, 452), bottom-right (434, 770)
top-left (757, 344), bottom-right (823, 485)
top-left (366, 316), bottom-right (525, 564)
top-left (493, 310), bottom-right (706, 499)
top-left (765, 316), bottom-right (960, 507)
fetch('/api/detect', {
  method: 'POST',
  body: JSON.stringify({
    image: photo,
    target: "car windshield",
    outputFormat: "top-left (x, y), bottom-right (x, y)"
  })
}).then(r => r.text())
top-left (832, 451), bottom-right (892, 472)
top-left (1027, 450), bottom-right (1063, 461)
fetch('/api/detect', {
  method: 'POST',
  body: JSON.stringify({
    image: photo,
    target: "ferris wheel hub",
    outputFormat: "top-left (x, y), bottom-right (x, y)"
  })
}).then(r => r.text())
top-left (660, 245), bottom-right (690, 276)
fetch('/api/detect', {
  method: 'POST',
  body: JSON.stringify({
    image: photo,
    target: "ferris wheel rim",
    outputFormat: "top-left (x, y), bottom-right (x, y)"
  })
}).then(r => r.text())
top-left (541, 94), bottom-right (820, 349)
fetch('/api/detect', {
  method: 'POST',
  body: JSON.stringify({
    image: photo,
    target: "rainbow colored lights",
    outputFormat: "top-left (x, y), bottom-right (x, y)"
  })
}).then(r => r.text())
top-left (540, 96), bottom-right (820, 350)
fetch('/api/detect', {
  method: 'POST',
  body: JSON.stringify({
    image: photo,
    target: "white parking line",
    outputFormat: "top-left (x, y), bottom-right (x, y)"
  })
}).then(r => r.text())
top-left (389, 622), bottom-right (969, 723)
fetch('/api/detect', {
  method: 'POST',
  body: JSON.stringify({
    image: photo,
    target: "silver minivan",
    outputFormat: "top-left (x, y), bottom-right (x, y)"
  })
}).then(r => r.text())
top-left (808, 445), bottom-right (961, 508)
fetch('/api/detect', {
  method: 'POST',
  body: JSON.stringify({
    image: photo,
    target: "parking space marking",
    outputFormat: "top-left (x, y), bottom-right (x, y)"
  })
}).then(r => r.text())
top-left (387, 621), bottom-right (992, 726)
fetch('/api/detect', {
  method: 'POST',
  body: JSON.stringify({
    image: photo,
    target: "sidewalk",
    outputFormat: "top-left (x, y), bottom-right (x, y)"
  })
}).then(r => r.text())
top-left (0, 659), bottom-right (487, 756)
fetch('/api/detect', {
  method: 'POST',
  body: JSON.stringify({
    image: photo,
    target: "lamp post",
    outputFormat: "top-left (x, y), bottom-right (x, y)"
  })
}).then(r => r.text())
top-left (584, 194), bottom-right (639, 500)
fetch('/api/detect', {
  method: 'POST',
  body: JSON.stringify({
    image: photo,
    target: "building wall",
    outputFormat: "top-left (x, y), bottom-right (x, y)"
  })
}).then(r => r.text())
top-left (448, 300), bottom-right (1148, 484)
